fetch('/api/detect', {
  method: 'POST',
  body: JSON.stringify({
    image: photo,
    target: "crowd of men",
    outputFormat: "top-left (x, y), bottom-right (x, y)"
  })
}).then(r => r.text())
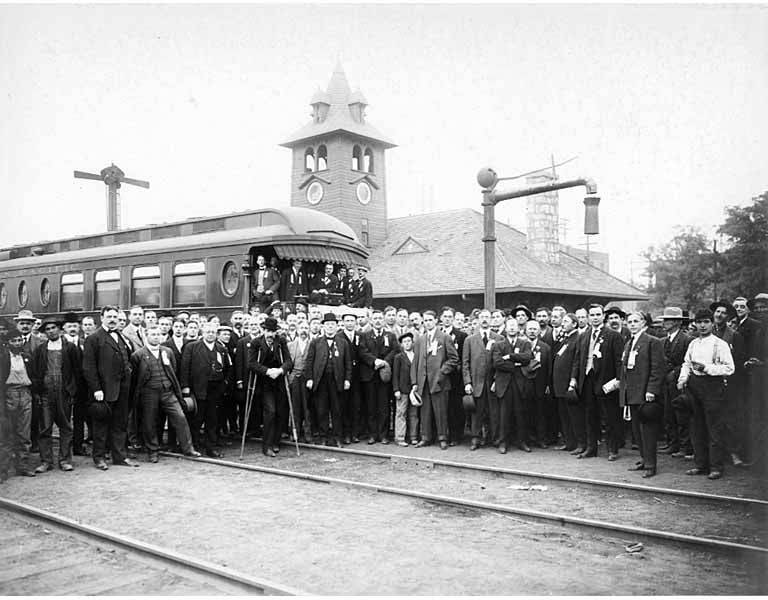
top-left (0, 282), bottom-right (765, 483)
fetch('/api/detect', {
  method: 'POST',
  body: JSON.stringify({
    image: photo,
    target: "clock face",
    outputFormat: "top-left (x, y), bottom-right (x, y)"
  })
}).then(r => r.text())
top-left (356, 181), bottom-right (372, 205)
top-left (306, 181), bottom-right (324, 205)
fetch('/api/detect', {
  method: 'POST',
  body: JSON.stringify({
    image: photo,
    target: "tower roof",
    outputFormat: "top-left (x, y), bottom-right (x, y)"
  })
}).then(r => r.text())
top-left (280, 63), bottom-right (396, 149)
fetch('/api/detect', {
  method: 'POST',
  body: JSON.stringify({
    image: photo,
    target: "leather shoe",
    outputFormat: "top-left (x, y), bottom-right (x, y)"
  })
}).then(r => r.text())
top-left (415, 440), bottom-right (430, 448)
top-left (381, 438), bottom-right (390, 445)
top-left (470, 442), bottom-right (479, 451)
top-left (396, 441), bottom-right (408, 447)
top-left (686, 468), bottom-right (707, 476)
top-left (35, 462), bottom-right (53, 474)
top-left (273, 446), bottom-right (280, 453)
top-left (149, 453), bottom-right (159, 463)
top-left (263, 448), bottom-right (276, 457)
top-left (94, 460), bottom-right (109, 471)
top-left (184, 450), bottom-right (202, 458)
top-left (498, 444), bottom-right (507, 454)
top-left (707, 470), bottom-right (723, 480)
top-left (577, 451), bottom-right (597, 459)
top-left (367, 437), bottom-right (376, 445)
top-left (335, 440), bottom-right (343, 448)
top-left (439, 440), bottom-right (448, 450)
top-left (569, 447), bottom-right (585, 456)
top-left (627, 463), bottom-right (646, 471)
top-left (448, 441), bottom-right (457, 447)
top-left (537, 442), bottom-right (548, 449)
top-left (663, 446), bottom-right (679, 455)
top-left (114, 458), bottom-right (140, 467)
top-left (352, 436), bottom-right (360, 443)
top-left (553, 444), bottom-right (568, 451)
top-left (206, 450), bottom-right (223, 458)
top-left (16, 468), bottom-right (36, 477)
top-left (671, 451), bottom-right (685, 458)
top-left (59, 462), bottom-right (74, 471)
top-left (607, 453), bottom-right (618, 461)
top-left (642, 468), bottom-right (657, 478)
top-left (518, 443), bottom-right (532, 453)
top-left (343, 436), bottom-right (352, 445)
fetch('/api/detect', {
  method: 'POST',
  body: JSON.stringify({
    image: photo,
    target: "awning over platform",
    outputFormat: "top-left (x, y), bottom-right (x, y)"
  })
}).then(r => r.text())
top-left (273, 244), bottom-right (369, 268)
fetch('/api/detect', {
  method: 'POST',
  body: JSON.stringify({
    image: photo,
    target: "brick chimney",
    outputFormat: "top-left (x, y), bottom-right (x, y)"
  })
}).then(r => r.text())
top-left (525, 172), bottom-right (560, 265)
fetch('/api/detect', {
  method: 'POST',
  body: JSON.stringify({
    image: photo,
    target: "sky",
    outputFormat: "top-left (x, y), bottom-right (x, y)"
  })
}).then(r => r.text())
top-left (1, 3), bottom-right (766, 286)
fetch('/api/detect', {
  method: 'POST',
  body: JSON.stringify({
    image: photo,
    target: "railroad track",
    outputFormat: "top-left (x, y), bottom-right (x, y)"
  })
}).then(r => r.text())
top-left (161, 448), bottom-right (768, 558)
top-left (0, 497), bottom-right (303, 596)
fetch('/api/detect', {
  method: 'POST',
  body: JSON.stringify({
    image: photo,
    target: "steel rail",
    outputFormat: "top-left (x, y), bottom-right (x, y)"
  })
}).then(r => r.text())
top-left (252, 439), bottom-right (768, 507)
top-left (162, 452), bottom-right (768, 557)
top-left (0, 496), bottom-right (305, 596)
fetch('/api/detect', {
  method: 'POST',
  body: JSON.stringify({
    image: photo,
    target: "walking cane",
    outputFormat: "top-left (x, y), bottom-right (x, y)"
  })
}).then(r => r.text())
top-left (239, 371), bottom-right (257, 460)
top-left (283, 376), bottom-right (301, 457)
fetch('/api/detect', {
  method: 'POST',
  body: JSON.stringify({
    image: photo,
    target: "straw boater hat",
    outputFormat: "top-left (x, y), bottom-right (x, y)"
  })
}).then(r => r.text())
top-left (13, 309), bottom-right (35, 322)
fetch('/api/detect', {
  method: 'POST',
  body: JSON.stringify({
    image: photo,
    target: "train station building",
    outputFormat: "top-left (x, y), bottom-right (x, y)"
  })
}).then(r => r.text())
top-left (281, 64), bottom-right (646, 313)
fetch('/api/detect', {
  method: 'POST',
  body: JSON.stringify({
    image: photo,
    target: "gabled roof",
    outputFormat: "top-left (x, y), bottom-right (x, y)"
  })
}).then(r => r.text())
top-left (367, 208), bottom-right (647, 300)
top-left (280, 63), bottom-right (396, 149)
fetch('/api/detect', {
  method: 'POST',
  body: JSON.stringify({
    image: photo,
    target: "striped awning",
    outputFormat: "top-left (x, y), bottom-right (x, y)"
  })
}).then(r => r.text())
top-left (273, 244), bottom-right (369, 268)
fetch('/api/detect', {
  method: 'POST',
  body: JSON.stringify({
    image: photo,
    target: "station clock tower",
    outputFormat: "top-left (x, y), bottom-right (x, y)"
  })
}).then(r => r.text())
top-left (280, 63), bottom-right (396, 248)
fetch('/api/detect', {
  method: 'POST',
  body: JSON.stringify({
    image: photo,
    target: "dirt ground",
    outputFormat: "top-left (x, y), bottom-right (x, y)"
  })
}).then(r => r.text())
top-left (1, 442), bottom-right (766, 595)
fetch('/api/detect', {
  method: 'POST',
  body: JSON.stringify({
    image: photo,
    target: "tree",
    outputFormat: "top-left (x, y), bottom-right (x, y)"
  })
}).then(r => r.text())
top-left (643, 228), bottom-right (714, 311)
top-left (716, 192), bottom-right (768, 300)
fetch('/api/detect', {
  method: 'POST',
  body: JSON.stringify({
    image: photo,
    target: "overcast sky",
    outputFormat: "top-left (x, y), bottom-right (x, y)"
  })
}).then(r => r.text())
top-left (1, 3), bottom-right (766, 285)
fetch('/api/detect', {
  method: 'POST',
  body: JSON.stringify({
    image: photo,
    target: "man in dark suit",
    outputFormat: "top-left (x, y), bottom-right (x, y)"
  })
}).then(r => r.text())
top-left (569, 303), bottom-right (624, 460)
top-left (411, 310), bottom-right (458, 450)
top-left (551, 313), bottom-right (583, 453)
top-left (441, 307), bottom-right (468, 446)
top-left (233, 319), bottom-right (261, 438)
top-left (248, 317), bottom-right (292, 457)
top-left (348, 266), bottom-right (373, 308)
top-left (130, 326), bottom-right (199, 462)
top-left (522, 320), bottom-right (552, 449)
top-left (658, 306), bottom-right (693, 457)
top-left (279, 259), bottom-right (309, 305)
top-left (82, 305), bottom-right (139, 470)
top-left (180, 322), bottom-right (231, 458)
top-left (462, 308), bottom-right (504, 451)
top-left (252, 254), bottom-right (281, 310)
top-left (304, 313), bottom-right (351, 447)
top-left (620, 312), bottom-right (666, 478)
top-left (393, 332), bottom-right (417, 446)
top-left (62, 311), bottom-right (90, 456)
top-left (358, 309), bottom-right (398, 444)
top-left (309, 263), bottom-right (340, 305)
top-left (336, 313), bottom-right (364, 443)
top-left (492, 318), bottom-right (534, 453)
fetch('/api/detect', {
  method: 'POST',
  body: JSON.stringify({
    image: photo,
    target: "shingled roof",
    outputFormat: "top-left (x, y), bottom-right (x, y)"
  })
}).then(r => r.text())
top-left (367, 208), bottom-right (646, 300)
top-left (280, 62), bottom-right (396, 148)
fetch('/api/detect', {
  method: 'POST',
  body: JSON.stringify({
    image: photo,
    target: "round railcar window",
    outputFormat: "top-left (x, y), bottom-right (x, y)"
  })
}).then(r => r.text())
top-left (18, 281), bottom-right (28, 308)
top-left (221, 262), bottom-right (240, 297)
top-left (0, 283), bottom-right (7, 309)
top-left (40, 278), bottom-right (51, 307)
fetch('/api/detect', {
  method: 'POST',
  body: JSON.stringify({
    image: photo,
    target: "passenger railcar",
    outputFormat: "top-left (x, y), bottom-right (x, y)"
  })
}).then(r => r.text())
top-left (0, 207), bottom-right (369, 319)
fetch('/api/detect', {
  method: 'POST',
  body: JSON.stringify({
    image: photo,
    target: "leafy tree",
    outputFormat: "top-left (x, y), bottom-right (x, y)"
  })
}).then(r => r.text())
top-left (716, 192), bottom-right (768, 300)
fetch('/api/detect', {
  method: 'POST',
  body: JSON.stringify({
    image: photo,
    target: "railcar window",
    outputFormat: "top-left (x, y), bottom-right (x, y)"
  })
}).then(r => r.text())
top-left (60, 273), bottom-right (84, 310)
top-left (132, 265), bottom-right (161, 308)
top-left (0, 282), bottom-right (7, 309)
top-left (40, 278), bottom-right (51, 307)
top-left (221, 261), bottom-right (239, 297)
top-left (95, 269), bottom-right (121, 309)
top-left (174, 262), bottom-right (206, 307)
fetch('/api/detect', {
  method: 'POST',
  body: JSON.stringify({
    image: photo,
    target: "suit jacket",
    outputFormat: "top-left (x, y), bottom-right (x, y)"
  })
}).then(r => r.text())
top-left (310, 273), bottom-right (339, 295)
top-left (410, 329), bottom-right (459, 395)
top-left (233, 334), bottom-right (258, 385)
top-left (443, 327), bottom-right (467, 377)
top-left (29, 338), bottom-right (81, 397)
top-left (303, 335), bottom-right (352, 392)
top-left (540, 326), bottom-right (555, 351)
top-left (122, 323), bottom-right (145, 350)
top-left (491, 336), bottom-right (533, 398)
top-left (619, 332), bottom-right (665, 406)
top-left (279, 267), bottom-right (309, 301)
top-left (357, 328), bottom-right (398, 383)
top-left (336, 329), bottom-right (362, 371)
top-left (180, 339), bottom-right (231, 400)
top-left (253, 266), bottom-right (281, 295)
top-left (735, 316), bottom-right (764, 360)
top-left (82, 327), bottom-right (133, 402)
top-left (349, 278), bottom-right (373, 308)
top-left (247, 335), bottom-right (293, 391)
top-left (462, 330), bottom-right (503, 397)
top-left (129, 345), bottom-right (183, 406)
top-left (551, 330), bottom-right (580, 397)
top-left (22, 334), bottom-right (44, 354)
top-left (570, 325), bottom-right (623, 394)
top-left (392, 351), bottom-right (413, 396)
top-left (162, 336), bottom-right (187, 377)
top-left (522, 338), bottom-right (552, 396)
top-left (287, 336), bottom-right (311, 384)
top-left (662, 329), bottom-right (692, 384)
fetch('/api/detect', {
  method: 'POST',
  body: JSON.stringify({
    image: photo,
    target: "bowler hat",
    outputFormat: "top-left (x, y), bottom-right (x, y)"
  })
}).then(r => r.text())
top-left (179, 394), bottom-right (198, 416)
top-left (322, 312), bottom-right (338, 323)
top-left (262, 317), bottom-right (279, 332)
top-left (637, 401), bottom-right (663, 424)
top-left (604, 306), bottom-right (627, 320)
top-left (513, 305), bottom-right (532, 319)
top-left (62, 312), bottom-right (81, 324)
top-left (13, 309), bottom-right (35, 322)
top-left (462, 394), bottom-right (476, 413)
top-left (709, 301), bottom-right (735, 319)
top-left (409, 388), bottom-right (423, 407)
top-left (378, 362), bottom-right (392, 383)
top-left (660, 306), bottom-right (685, 320)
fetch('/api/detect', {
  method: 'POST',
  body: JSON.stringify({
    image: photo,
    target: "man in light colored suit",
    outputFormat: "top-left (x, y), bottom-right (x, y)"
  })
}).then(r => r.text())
top-left (411, 310), bottom-right (458, 450)
top-left (462, 308), bottom-right (503, 450)
top-left (122, 306), bottom-right (146, 350)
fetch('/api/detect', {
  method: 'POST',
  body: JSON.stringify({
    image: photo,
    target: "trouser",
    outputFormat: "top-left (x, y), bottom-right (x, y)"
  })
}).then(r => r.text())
top-left (525, 382), bottom-right (548, 444)
top-left (0, 401), bottom-right (11, 479)
top-left (72, 390), bottom-right (91, 449)
top-left (688, 375), bottom-right (729, 472)
top-left (191, 380), bottom-right (224, 452)
top-left (314, 375), bottom-right (343, 442)
top-left (261, 382), bottom-right (285, 452)
top-left (746, 368), bottom-right (767, 465)
top-left (127, 393), bottom-right (142, 448)
top-left (366, 380), bottom-right (391, 441)
top-left (501, 381), bottom-right (526, 446)
top-left (141, 389), bottom-right (193, 454)
top-left (629, 403), bottom-right (660, 469)
top-left (557, 396), bottom-right (577, 449)
top-left (341, 373), bottom-right (363, 438)
top-left (470, 385), bottom-right (491, 443)
top-left (252, 291), bottom-right (276, 311)
top-left (30, 394), bottom-right (39, 451)
top-left (662, 375), bottom-right (681, 450)
top-left (38, 389), bottom-right (73, 465)
top-left (217, 386), bottom-right (237, 436)
top-left (447, 381), bottom-right (465, 443)
top-left (289, 376), bottom-right (311, 439)
top-left (583, 375), bottom-right (621, 454)
top-left (566, 395), bottom-right (587, 449)
top-left (394, 392), bottom-right (419, 442)
top-left (241, 377), bottom-right (263, 434)
top-left (545, 389), bottom-right (560, 444)
top-left (5, 386), bottom-right (33, 470)
top-left (724, 372), bottom-right (748, 456)
top-left (92, 380), bottom-right (130, 464)
top-left (420, 386), bottom-right (449, 443)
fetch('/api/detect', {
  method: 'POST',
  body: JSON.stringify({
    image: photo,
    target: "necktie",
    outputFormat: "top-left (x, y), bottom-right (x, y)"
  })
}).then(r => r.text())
top-left (482, 332), bottom-right (488, 346)
top-left (586, 329), bottom-right (599, 375)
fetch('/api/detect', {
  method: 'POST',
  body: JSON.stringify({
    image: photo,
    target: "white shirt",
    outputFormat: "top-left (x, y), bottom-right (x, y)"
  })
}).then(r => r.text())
top-left (148, 345), bottom-right (161, 359)
top-left (667, 329), bottom-right (680, 343)
top-left (678, 334), bottom-right (735, 385)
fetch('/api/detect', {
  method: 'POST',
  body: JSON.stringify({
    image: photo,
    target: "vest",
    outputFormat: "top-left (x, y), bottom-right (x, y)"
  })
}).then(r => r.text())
top-left (146, 351), bottom-right (173, 391)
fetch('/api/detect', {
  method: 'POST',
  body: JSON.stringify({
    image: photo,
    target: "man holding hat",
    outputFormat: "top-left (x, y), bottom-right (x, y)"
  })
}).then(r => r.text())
top-left (30, 316), bottom-right (79, 472)
top-left (248, 316), bottom-right (292, 457)
top-left (304, 313), bottom-right (351, 447)
top-left (392, 331), bottom-right (417, 446)
top-left (659, 306), bottom-right (693, 458)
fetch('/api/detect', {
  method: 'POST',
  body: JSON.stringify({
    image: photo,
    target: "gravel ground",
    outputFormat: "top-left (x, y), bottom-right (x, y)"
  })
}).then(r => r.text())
top-left (1, 445), bottom-right (766, 595)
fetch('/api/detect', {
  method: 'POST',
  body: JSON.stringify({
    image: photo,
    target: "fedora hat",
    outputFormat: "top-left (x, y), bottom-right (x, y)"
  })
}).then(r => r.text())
top-left (13, 309), bottom-right (35, 322)
top-left (660, 306), bottom-right (685, 320)
top-left (39, 316), bottom-right (64, 330)
top-left (179, 394), bottom-right (198, 416)
top-left (462, 394), bottom-right (476, 414)
top-left (409, 388), bottom-right (423, 407)
top-left (604, 306), bottom-right (627, 320)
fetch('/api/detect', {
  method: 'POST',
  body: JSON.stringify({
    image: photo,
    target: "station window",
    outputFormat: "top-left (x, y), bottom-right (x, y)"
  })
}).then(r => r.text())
top-left (317, 145), bottom-right (328, 171)
top-left (363, 148), bottom-right (374, 173)
top-left (95, 269), bottom-right (121, 309)
top-left (173, 262), bottom-right (206, 307)
top-left (304, 148), bottom-right (315, 172)
top-left (131, 265), bottom-right (161, 308)
top-left (60, 273), bottom-right (84, 310)
top-left (352, 145), bottom-right (362, 171)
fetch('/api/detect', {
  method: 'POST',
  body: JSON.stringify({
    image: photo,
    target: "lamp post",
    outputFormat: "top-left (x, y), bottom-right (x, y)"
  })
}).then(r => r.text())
top-left (477, 167), bottom-right (601, 310)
